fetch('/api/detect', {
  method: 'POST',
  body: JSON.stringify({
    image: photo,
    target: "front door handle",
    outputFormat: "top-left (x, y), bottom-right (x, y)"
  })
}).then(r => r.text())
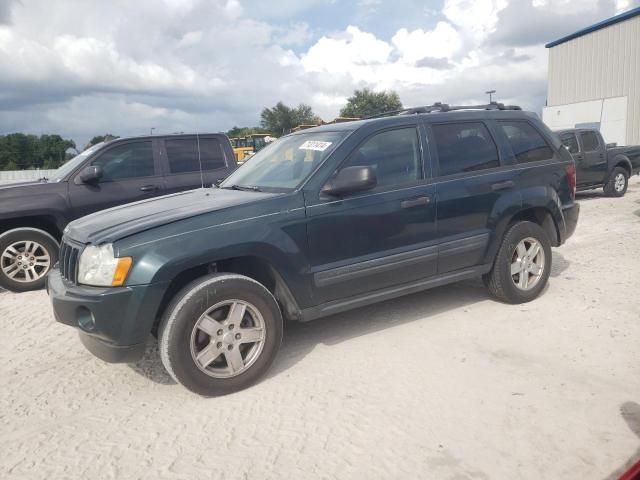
top-left (400, 196), bottom-right (431, 209)
top-left (491, 180), bottom-right (515, 191)
top-left (140, 184), bottom-right (158, 192)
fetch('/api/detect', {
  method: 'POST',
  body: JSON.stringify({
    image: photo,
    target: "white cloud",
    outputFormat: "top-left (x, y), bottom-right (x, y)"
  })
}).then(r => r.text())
top-left (0, 0), bottom-right (635, 146)
top-left (392, 22), bottom-right (462, 63)
top-left (301, 26), bottom-right (393, 73)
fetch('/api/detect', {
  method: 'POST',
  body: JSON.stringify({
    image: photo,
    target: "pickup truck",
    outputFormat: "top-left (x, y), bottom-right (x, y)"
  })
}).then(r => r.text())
top-left (0, 133), bottom-right (236, 292)
top-left (47, 103), bottom-right (580, 395)
top-left (556, 128), bottom-right (640, 197)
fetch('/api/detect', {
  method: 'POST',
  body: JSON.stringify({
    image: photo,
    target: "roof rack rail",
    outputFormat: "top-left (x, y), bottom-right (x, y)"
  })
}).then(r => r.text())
top-left (365, 101), bottom-right (522, 119)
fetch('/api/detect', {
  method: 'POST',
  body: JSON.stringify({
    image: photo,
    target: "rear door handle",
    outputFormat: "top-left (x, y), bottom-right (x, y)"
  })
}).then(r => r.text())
top-left (140, 184), bottom-right (158, 192)
top-left (401, 196), bottom-right (430, 209)
top-left (491, 180), bottom-right (515, 191)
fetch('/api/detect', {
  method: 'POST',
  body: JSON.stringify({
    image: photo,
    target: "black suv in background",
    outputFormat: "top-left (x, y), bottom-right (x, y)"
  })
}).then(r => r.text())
top-left (0, 133), bottom-right (236, 292)
top-left (557, 128), bottom-right (640, 196)
top-left (48, 103), bottom-right (579, 396)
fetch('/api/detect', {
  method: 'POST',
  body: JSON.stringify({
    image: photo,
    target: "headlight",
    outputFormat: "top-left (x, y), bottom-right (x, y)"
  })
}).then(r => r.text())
top-left (78, 243), bottom-right (133, 287)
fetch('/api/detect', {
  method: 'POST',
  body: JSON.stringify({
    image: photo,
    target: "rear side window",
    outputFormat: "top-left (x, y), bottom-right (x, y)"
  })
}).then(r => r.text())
top-left (342, 127), bottom-right (421, 188)
top-left (498, 121), bottom-right (554, 163)
top-left (91, 141), bottom-right (155, 182)
top-left (580, 131), bottom-right (600, 152)
top-left (432, 122), bottom-right (499, 176)
top-left (560, 133), bottom-right (579, 154)
top-left (165, 137), bottom-right (226, 174)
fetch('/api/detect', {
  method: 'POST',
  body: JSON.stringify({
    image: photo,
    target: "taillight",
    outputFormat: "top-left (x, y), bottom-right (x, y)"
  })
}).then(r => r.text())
top-left (618, 459), bottom-right (640, 480)
top-left (566, 163), bottom-right (576, 199)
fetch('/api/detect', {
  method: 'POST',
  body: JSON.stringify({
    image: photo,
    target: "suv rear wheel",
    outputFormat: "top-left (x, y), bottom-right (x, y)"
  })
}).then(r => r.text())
top-left (159, 273), bottom-right (283, 396)
top-left (0, 228), bottom-right (59, 292)
top-left (603, 167), bottom-right (628, 197)
top-left (483, 221), bottom-right (552, 304)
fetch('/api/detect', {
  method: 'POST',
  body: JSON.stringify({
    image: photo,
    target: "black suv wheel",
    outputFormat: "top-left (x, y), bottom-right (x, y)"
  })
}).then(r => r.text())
top-left (159, 273), bottom-right (283, 396)
top-left (483, 221), bottom-right (552, 304)
top-left (0, 228), bottom-right (59, 292)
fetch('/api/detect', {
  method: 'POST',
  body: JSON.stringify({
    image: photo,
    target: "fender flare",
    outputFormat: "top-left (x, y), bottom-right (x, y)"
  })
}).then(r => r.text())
top-left (0, 227), bottom-right (60, 247)
top-left (608, 155), bottom-right (633, 180)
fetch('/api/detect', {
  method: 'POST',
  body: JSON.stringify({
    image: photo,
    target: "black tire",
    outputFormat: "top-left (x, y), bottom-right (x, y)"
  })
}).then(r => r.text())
top-left (0, 228), bottom-right (59, 292)
top-left (159, 273), bottom-right (283, 396)
top-left (483, 221), bottom-right (552, 304)
top-left (603, 167), bottom-right (628, 197)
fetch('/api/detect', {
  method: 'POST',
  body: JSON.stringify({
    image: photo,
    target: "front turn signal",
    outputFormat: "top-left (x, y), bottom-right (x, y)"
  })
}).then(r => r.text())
top-left (111, 257), bottom-right (133, 286)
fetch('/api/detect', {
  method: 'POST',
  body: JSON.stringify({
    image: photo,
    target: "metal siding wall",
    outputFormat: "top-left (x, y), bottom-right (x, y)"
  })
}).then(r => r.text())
top-left (547, 15), bottom-right (640, 144)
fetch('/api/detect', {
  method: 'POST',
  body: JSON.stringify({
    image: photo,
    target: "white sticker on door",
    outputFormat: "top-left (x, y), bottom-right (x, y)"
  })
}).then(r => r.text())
top-left (298, 141), bottom-right (332, 151)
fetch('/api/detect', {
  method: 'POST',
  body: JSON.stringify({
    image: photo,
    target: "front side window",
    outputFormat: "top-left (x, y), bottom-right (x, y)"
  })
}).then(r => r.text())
top-left (580, 131), bottom-right (600, 152)
top-left (51, 142), bottom-right (105, 182)
top-left (498, 121), bottom-right (554, 163)
top-left (165, 137), bottom-right (226, 174)
top-left (220, 131), bottom-right (346, 191)
top-left (91, 141), bottom-right (155, 182)
top-left (560, 133), bottom-right (579, 154)
top-left (432, 122), bottom-right (500, 176)
top-left (340, 127), bottom-right (421, 188)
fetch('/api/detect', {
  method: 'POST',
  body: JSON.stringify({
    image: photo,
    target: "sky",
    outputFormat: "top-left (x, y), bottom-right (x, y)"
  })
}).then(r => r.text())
top-left (0, 0), bottom-right (638, 148)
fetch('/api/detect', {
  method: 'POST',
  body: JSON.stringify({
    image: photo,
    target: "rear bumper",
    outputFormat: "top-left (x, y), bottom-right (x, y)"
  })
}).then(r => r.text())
top-left (560, 202), bottom-right (580, 244)
top-left (47, 268), bottom-right (168, 363)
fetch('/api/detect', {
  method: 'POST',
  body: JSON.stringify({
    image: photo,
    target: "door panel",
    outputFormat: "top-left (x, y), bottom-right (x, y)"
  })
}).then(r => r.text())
top-left (306, 184), bottom-right (437, 303)
top-left (68, 140), bottom-right (165, 219)
top-left (304, 125), bottom-right (437, 304)
top-left (429, 120), bottom-right (515, 274)
top-left (579, 131), bottom-right (607, 184)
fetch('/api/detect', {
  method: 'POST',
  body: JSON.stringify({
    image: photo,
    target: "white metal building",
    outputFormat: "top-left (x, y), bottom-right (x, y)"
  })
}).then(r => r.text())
top-left (543, 7), bottom-right (640, 146)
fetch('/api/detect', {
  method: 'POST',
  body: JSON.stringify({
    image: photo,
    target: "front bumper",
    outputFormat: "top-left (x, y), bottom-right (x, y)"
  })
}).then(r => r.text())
top-left (47, 268), bottom-right (168, 363)
top-left (561, 202), bottom-right (580, 243)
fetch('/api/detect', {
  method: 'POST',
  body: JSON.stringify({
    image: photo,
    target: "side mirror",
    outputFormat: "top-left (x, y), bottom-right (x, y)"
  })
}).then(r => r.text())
top-left (606, 142), bottom-right (617, 148)
top-left (322, 166), bottom-right (377, 197)
top-left (78, 165), bottom-right (103, 183)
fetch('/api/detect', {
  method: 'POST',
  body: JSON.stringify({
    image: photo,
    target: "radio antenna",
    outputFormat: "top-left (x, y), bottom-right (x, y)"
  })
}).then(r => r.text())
top-left (196, 133), bottom-right (204, 189)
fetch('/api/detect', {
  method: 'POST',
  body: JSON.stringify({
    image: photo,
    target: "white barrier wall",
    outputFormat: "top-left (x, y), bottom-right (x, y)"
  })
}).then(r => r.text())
top-left (542, 96), bottom-right (628, 146)
top-left (0, 169), bottom-right (58, 184)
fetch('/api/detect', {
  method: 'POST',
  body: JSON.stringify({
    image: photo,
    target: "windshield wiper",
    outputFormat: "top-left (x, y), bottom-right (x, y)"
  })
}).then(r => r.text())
top-left (228, 184), bottom-right (262, 192)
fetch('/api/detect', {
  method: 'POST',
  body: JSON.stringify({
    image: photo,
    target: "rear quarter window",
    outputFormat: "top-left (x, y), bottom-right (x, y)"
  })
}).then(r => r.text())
top-left (498, 121), bottom-right (554, 163)
top-left (165, 137), bottom-right (226, 174)
top-left (431, 122), bottom-right (500, 176)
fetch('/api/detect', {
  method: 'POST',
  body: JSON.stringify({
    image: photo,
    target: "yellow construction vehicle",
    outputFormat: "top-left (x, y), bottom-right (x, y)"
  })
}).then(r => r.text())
top-left (232, 134), bottom-right (274, 164)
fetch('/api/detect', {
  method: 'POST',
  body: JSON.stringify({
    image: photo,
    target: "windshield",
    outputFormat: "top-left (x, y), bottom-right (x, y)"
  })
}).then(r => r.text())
top-left (220, 131), bottom-right (346, 191)
top-left (50, 142), bottom-right (105, 181)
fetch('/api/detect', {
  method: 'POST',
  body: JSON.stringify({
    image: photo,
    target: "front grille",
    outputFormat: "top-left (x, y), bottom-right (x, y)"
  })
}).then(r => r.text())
top-left (59, 241), bottom-right (80, 283)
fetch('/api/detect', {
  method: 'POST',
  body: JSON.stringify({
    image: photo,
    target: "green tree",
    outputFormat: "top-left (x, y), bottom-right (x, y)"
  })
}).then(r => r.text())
top-left (85, 134), bottom-right (118, 151)
top-left (339, 88), bottom-right (403, 118)
top-left (0, 133), bottom-right (76, 170)
top-left (260, 102), bottom-right (320, 135)
top-left (4, 160), bottom-right (18, 171)
top-left (226, 126), bottom-right (269, 138)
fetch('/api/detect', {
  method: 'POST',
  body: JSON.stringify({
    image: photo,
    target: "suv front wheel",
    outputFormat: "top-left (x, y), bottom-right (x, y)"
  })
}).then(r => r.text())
top-left (159, 273), bottom-right (283, 396)
top-left (483, 221), bottom-right (552, 304)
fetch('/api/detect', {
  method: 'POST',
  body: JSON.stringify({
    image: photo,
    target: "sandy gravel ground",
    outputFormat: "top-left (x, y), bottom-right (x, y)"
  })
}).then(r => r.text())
top-left (2, 179), bottom-right (640, 480)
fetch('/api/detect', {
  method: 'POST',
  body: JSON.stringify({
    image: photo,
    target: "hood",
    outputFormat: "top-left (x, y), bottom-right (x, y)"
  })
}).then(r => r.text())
top-left (65, 187), bottom-right (281, 244)
top-left (0, 179), bottom-right (49, 190)
top-left (0, 180), bottom-right (68, 217)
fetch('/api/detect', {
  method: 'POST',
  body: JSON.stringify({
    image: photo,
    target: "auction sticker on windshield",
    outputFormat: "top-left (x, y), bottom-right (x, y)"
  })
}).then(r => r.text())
top-left (299, 140), bottom-right (332, 151)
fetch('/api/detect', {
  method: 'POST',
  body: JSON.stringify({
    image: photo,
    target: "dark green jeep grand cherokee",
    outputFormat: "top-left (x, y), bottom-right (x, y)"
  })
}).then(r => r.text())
top-left (48, 103), bottom-right (579, 396)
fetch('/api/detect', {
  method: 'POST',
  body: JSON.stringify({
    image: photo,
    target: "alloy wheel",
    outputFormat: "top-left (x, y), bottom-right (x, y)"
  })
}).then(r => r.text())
top-left (190, 299), bottom-right (266, 378)
top-left (1, 240), bottom-right (51, 283)
top-left (510, 237), bottom-right (545, 291)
